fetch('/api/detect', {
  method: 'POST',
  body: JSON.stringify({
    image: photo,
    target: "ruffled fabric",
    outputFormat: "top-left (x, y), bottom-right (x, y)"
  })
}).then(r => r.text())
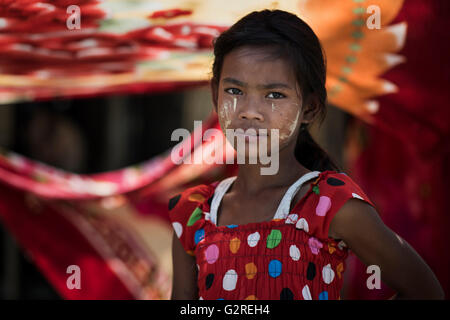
top-left (169, 170), bottom-right (375, 300)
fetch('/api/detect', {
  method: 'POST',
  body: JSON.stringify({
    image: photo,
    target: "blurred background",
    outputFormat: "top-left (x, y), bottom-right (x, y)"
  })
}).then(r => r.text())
top-left (0, 0), bottom-right (448, 299)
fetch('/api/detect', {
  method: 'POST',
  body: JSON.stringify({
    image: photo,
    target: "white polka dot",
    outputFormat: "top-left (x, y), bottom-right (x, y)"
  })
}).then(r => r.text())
top-left (338, 240), bottom-right (347, 250)
top-left (285, 214), bottom-right (298, 224)
top-left (199, 296), bottom-right (203, 300)
top-left (247, 231), bottom-right (260, 247)
top-left (352, 193), bottom-right (364, 200)
top-left (296, 218), bottom-right (309, 233)
top-left (289, 244), bottom-right (301, 261)
top-left (322, 263), bottom-right (335, 284)
top-left (302, 285), bottom-right (312, 300)
top-left (223, 269), bottom-right (238, 291)
top-left (172, 222), bottom-right (182, 238)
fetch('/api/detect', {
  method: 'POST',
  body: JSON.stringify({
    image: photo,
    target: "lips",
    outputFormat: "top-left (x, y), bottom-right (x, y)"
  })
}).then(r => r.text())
top-left (232, 128), bottom-right (268, 136)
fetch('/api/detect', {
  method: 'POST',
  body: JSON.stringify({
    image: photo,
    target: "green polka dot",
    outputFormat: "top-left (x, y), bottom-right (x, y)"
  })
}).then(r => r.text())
top-left (187, 207), bottom-right (203, 226)
top-left (266, 229), bottom-right (282, 249)
top-left (312, 185), bottom-right (320, 195)
top-left (353, 0), bottom-right (365, 3)
top-left (338, 76), bottom-right (348, 83)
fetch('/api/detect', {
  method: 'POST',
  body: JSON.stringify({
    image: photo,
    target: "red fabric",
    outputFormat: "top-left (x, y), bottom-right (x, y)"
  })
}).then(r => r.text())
top-left (169, 171), bottom-right (375, 300)
top-left (346, 0), bottom-right (450, 299)
top-left (0, 183), bottom-right (134, 299)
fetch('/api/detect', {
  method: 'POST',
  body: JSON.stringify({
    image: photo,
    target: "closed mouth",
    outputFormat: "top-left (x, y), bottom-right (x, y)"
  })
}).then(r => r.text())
top-left (232, 128), bottom-right (268, 137)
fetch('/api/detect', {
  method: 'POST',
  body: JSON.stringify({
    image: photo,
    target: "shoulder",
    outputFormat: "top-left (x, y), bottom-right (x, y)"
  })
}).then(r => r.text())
top-left (167, 182), bottom-right (217, 254)
top-left (168, 182), bottom-right (216, 222)
top-left (298, 170), bottom-right (376, 241)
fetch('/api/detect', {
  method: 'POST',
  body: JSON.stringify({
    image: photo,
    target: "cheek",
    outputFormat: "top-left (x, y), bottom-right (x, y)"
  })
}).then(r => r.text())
top-left (271, 104), bottom-right (301, 143)
top-left (217, 98), bottom-right (238, 130)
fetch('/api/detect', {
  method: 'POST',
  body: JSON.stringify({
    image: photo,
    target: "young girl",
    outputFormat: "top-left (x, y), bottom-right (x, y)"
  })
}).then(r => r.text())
top-left (169, 10), bottom-right (444, 300)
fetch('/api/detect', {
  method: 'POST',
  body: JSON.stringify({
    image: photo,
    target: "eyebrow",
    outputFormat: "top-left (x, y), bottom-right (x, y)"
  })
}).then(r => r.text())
top-left (222, 77), bottom-right (293, 90)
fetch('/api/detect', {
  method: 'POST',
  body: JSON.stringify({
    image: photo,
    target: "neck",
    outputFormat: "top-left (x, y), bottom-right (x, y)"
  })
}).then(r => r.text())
top-left (233, 144), bottom-right (311, 196)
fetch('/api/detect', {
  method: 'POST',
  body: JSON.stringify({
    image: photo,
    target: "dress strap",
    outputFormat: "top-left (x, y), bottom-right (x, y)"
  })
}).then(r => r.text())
top-left (209, 171), bottom-right (320, 226)
top-left (209, 176), bottom-right (237, 226)
top-left (272, 171), bottom-right (321, 220)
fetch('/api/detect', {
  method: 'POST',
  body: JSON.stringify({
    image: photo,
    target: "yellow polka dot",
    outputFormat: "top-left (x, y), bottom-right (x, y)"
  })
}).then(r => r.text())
top-left (245, 262), bottom-right (257, 280)
top-left (337, 262), bottom-right (344, 279)
top-left (188, 193), bottom-right (206, 203)
top-left (328, 243), bottom-right (336, 254)
top-left (186, 250), bottom-right (195, 256)
top-left (229, 237), bottom-right (241, 254)
top-left (245, 295), bottom-right (258, 300)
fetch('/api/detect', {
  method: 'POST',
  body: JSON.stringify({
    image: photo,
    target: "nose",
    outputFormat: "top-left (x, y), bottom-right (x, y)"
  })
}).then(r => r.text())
top-left (238, 99), bottom-right (264, 122)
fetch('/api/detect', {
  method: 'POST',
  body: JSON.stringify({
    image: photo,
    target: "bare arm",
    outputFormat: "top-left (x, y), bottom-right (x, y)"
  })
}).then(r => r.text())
top-left (171, 232), bottom-right (199, 300)
top-left (329, 199), bottom-right (444, 300)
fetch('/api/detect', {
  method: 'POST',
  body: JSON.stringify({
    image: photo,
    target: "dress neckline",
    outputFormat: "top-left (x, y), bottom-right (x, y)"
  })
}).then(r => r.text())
top-left (209, 171), bottom-right (321, 227)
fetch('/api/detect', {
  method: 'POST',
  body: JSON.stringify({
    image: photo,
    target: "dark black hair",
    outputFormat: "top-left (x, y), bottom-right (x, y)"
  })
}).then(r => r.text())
top-left (211, 9), bottom-right (339, 172)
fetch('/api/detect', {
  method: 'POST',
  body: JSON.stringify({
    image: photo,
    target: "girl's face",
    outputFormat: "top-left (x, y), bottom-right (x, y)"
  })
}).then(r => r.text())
top-left (213, 46), bottom-right (310, 156)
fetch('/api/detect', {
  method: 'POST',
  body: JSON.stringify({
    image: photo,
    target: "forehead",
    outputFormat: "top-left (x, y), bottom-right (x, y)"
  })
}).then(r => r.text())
top-left (220, 46), bottom-right (297, 86)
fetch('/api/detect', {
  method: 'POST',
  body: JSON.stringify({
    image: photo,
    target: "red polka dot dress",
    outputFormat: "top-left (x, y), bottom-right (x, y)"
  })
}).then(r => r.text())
top-left (168, 170), bottom-right (375, 300)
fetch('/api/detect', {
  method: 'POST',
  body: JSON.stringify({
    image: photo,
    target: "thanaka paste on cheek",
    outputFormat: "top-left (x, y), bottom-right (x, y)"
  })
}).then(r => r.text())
top-left (279, 109), bottom-right (300, 141)
top-left (219, 100), bottom-right (232, 130)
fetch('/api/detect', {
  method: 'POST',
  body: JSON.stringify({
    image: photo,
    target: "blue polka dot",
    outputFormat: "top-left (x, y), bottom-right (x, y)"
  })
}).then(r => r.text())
top-left (319, 291), bottom-right (328, 300)
top-left (227, 224), bottom-right (239, 229)
top-left (194, 228), bottom-right (205, 244)
top-left (217, 298), bottom-right (224, 300)
top-left (268, 259), bottom-right (282, 278)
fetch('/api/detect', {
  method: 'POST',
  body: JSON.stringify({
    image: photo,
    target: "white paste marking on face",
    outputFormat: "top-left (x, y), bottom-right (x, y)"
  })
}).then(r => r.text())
top-left (233, 97), bottom-right (237, 112)
top-left (288, 110), bottom-right (300, 137)
top-left (278, 109), bottom-right (300, 141)
top-left (271, 102), bottom-right (276, 112)
top-left (220, 100), bottom-right (233, 130)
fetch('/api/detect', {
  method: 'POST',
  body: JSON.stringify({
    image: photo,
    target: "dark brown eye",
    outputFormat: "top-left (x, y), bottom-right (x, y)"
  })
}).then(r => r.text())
top-left (225, 88), bottom-right (242, 95)
top-left (267, 92), bottom-right (286, 99)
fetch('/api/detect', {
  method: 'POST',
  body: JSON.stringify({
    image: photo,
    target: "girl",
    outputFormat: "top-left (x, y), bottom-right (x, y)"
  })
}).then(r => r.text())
top-left (169, 10), bottom-right (443, 300)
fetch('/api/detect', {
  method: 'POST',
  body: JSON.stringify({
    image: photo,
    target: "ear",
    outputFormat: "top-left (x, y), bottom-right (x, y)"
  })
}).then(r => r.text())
top-left (210, 80), bottom-right (219, 113)
top-left (301, 94), bottom-right (321, 124)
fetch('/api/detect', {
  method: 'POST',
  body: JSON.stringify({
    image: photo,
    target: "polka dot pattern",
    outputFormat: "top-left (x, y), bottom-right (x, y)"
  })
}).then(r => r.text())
top-left (168, 194), bottom-right (181, 210)
top-left (302, 285), bottom-right (312, 300)
top-left (245, 263), bottom-right (257, 280)
top-left (169, 171), bottom-right (374, 300)
top-left (223, 269), bottom-right (238, 291)
top-left (247, 232), bottom-right (260, 247)
top-left (229, 237), bottom-right (241, 254)
top-left (322, 264), bottom-right (335, 284)
top-left (289, 244), bottom-right (301, 261)
top-left (187, 207), bottom-right (203, 226)
top-left (327, 177), bottom-right (345, 186)
top-left (306, 262), bottom-right (316, 280)
top-left (172, 222), bottom-right (182, 238)
top-left (266, 229), bottom-right (282, 249)
top-left (194, 228), bottom-right (205, 244)
top-left (316, 196), bottom-right (331, 216)
top-left (205, 273), bottom-right (214, 290)
top-left (268, 259), bottom-right (282, 278)
top-left (204, 244), bottom-right (219, 264)
top-left (280, 288), bottom-right (294, 300)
